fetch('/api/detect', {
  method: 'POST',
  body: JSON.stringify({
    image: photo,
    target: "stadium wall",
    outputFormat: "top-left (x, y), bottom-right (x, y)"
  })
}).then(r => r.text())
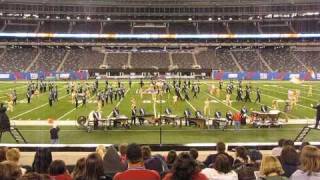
top-left (0, 72), bottom-right (89, 81)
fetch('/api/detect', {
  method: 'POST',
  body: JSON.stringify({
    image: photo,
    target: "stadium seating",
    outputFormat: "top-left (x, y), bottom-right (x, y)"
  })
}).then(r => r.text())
top-left (30, 48), bottom-right (67, 72)
top-left (232, 50), bottom-right (268, 72)
top-left (131, 52), bottom-right (170, 69)
top-left (171, 53), bottom-right (195, 69)
top-left (292, 20), bottom-right (320, 33)
top-left (215, 49), bottom-right (239, 72)
top-left (0, 48), bottom-right (38, 72)
top-left (198, 22), bottom-right (227, 34)
top-left (62, 49), bottom-right (104, 71)
top-left (194, 51), bottom-right (215, 69)
top-left (71, 22), bottom-right (102, 34)
top-left (229, 22), bottom-right (260, 34)
top-left (169, 23), bottom-right (197, 34)
top-left (3, 20), bottom-right (38, 33)
top-left (292, 51), bottom-right (320, 72)
top-left (106, 53), bottom-right (129, 69)
top-left (260, 48), bottom-right (305, 72)
top-left (39, 21), bottom-right (70, 33)
top-left (103, 23), bottom-right (131, 34)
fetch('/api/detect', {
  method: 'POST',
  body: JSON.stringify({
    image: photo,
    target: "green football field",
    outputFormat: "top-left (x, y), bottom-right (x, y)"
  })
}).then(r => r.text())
top-left (0, 80), bottom-right (320, 144)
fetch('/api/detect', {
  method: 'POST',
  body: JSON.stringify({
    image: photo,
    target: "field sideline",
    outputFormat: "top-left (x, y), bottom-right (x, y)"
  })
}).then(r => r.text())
top-left (0, 80), bottom-right (320, 144)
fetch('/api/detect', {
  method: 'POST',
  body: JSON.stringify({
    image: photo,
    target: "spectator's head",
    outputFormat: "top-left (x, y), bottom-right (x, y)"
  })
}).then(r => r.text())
top-left (300, 145), bottom-right (320, 175)
top-left (260, 156), bottom-right (284, 176)
top-left (119, 143), bottom-right (128, 156)
top-left (283, 139), bottom-right (295, 147)
top-left (18, 172), bottom-right (46, 180)
top-left (280, 145), bottom-right (299, 166)
top-left (214, 154), bottom-right (232, 174)
top-left (141, 146), bottom-right (152, 160)
top-left (248, 149), bottom-right (262, 163)
top-left (189, 148), bottom-right (199, 160)
top-left (216, 142), bottom-right (226, 153)
top-left (6, 148), bottom-right (20, 163)
top-left (48, 160), bottom-right (67, 176)
top-left (278, 139), bottom-right (286, 147)
top-left (171, 152), bottom-right (198, 180)
top-left (72, 157), bottom-right (85, 179)
top-left (32, 148), bottom-right (52, 173)
top-left (300, 142), bottom-right (310, 152)
top-left (95, 145), bottom-right (107, 159)
top-left (166, 150), bottom-right (177, 165)
top-left (103, 146), bottom-right (126, 174)
top-left (0, 147), bottom-right (8, 162)
top-left (0, 161), bottom-right (22, 179)
top-left (83, 153), bottom-right (104, 180)
top-left (126, 143), bottom-right (143, 164)
top-left (235, 146), bottom-right (248, 162)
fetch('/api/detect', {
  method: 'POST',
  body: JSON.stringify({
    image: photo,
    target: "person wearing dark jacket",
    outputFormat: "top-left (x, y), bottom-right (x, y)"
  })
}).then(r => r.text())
top-left (50, 124), bottom-right (60, 144)
top-left (0, 103), bottom-right (10, 132)
top-left (103, 146), bottom-right (126, 179)
top-left (311, 103), bottom-right (320, 128)
top-left (203, 142), bottom-right (234, 168)
top-left (279, 146), bottom-right (299, 178)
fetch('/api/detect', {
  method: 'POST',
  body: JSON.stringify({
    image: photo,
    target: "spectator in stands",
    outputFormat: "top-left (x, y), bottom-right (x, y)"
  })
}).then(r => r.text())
top-left (279, 145), bottom-right (299, 177)
top-left (48, 160), bottom-right (72, 180)
top-left (118, 143), bottom-right (127, 164)
top-left (272, 139), bottom-right (286, 156)
top-left (233, 146), bottom-right (249, 169)
top-left (299, 142), bottom-right (310, 154)
top-left (291, 145), bottom-right (320, 179)
top-left (6, 148), bottom-right (26, 175)
top-left (201, 154), bottom-right (238, 180)
top-left (18, 172), bottom-right (51, 180)
top-left (163, 152), bottom-right (207, 180)
top-left (203, 142), bottom-right (234, 168)
top-left (237, 149), bottom-right (262, 180)
top-left (0, 147), bottom-right (8, 162)
top-left (189, 148), bottom-right (205, 169)
top-left (113, 143), bottom-right (160, 180)
top-left (0, 161), bottom-right (22, 180)
top-left (103, 146), bottom-right (126, 179)
top-left (71, 157), bottom-right (85, 180)
top-left (32, 148), bottom-right (52, 174)
top-left (75, 153), bottom-right (106, 180)
top-left (259, 156), bottom-right (287, 180)
top-left (141, 145), bottom-right (168, 177)
top-left (166, 150), bottom-right (177, 170)
top-left (283, 140), bottom-right (295, 148)
top-left (96, 145), bottom-right (107, 159)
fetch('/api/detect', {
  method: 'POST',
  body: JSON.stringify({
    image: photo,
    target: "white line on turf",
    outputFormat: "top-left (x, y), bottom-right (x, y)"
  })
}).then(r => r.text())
top-left (205, 92), bottom-right (238, 111)
top-left (11, 94), bottom-right (69, 119)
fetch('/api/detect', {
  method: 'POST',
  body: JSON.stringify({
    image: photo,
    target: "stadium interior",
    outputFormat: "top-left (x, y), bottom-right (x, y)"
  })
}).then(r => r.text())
top-left (0, 0), bottom-right (320, 179)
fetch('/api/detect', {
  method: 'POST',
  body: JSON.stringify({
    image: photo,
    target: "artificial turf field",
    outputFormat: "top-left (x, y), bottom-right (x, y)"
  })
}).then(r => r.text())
top-left (0, 80), bottom-right (320, 144)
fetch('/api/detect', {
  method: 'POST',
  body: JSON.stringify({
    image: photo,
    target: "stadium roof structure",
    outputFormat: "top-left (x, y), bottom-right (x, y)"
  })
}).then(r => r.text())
top-left (1, 0), bottom-right (320, 6)
top-left (1, 0), bottom-right (320, 17)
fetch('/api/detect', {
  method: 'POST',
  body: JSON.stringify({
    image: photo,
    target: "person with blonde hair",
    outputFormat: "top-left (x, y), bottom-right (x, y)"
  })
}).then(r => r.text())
top-left (6, 148), bottom-right (26, 175)
top-left (291, 145), bottom-right (320, 180)
top-left (259, 156), bottom-right (287, 180)
top-left (96, 145), bottom-right (107, 159)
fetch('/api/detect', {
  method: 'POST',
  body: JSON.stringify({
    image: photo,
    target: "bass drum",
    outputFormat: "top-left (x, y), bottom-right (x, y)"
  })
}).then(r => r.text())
top-left (77, 116), bottom-right (87, 128)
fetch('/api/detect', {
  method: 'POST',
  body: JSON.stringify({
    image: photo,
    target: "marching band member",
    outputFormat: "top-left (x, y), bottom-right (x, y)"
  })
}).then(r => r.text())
top-left (272, 100), bottom-right (279, 110)
top-left (131, 98), bottom-right (136, 109)
top-left (225, 93), bottom-right (231, 106)
top-left (203, 98), bottom-right (210, 117)
top-left (7, 95), bottom-right (14, 112)
top-left (308, 85), bottom-right (313, 97)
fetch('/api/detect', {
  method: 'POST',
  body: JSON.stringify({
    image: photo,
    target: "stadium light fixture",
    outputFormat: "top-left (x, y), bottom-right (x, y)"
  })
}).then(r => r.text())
top-left (87, 16), bottom-right (91, 20)
top-left (55, 16), bottom-right (60, 19)
top-left (46, 15), bottom-right (50, 19)
top-left (107, 17), bottom-right (111, 21)
top-left (76, 16), bottom-right (80, 20)
top-left (217, 17), bottom-right (221, 21)
top-left (66, 16), bottom-right (70, 20)
top-left (208, 17), bottom-right (212, 21)
top-left (229, 17), bottom-right (233, 21)
top-left (188, 18), bottom-right (192, 21)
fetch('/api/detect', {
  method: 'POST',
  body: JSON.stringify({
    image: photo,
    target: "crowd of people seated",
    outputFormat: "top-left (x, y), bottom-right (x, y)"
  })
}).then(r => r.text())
top-left (30, 48), bottom-right (67, 72)
top-left (232, 50), bottom-right (268, 72)
top-left (0, 47), bottom-right (314, 72)
top-left (260, 48), bottom-right (305, 72)
top-left (0, 139), bottom-right (319, 180)
top-left (0, 48), bottom-right (38, 72)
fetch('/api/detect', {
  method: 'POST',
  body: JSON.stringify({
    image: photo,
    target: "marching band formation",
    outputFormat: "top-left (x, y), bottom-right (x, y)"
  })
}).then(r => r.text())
top-left (3, 78), bottom-right (313, 131)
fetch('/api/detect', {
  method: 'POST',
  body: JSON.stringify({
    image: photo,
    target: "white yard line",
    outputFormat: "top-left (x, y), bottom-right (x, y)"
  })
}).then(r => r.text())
top-left (106, 88), bottom-right (131, 118)
top-left (11, 94), bottom-right (69, 119)
top-left (57, 108), bottom-right (77, 120)
top-left (185, 100), bottom-right (197, 111)
top-left (259, 86), bottom-right (318, 102)
top-left (205, 92), bottom-right (238, 112)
